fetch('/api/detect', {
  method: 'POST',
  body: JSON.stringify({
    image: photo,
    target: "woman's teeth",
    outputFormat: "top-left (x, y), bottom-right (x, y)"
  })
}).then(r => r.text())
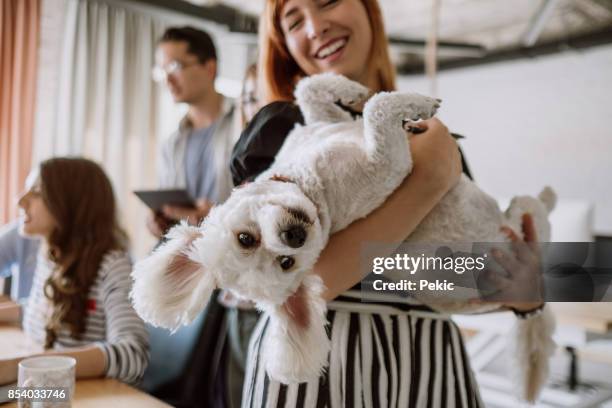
top-left (316, 38), bottom-right (347, 59)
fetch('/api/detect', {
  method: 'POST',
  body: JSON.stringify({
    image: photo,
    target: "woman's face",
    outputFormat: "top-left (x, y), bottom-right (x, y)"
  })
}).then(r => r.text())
top-left (18, 172), bottom-right (57, 239)
top-left (280, 0), bottom-right (373, 85)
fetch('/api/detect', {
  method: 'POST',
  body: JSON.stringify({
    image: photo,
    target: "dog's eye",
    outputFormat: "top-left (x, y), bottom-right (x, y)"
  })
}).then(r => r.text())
top-left (278, 256), bottom-right (295, 271)
top-left (237, 232), bottom-right (256, 248)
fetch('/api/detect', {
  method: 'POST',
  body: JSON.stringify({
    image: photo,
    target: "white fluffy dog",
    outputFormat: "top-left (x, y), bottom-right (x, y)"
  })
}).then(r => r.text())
top-left (131, 73), bottom-right (555, 402)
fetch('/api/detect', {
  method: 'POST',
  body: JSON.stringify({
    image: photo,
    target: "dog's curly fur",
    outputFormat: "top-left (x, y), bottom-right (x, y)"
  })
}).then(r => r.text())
top-left (131, 73), bottom-right (556, 401)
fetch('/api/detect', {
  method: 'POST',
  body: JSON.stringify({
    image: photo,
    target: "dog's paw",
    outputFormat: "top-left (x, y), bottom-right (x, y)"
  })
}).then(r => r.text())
top-left (402, 93), bottom-right (441, 121)
top-left (365, 92), bottom-right (441, 125)
top-left (295, 72), bottom-right (370, 108)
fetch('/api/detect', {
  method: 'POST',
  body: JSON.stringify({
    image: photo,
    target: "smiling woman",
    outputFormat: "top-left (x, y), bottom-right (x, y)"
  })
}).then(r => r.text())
top-left (259, 0), bottom-right (396, 104)
top-left (226, 0), bottom-right (495, 407)
top-left (0, 158), bottom-right (149, 386)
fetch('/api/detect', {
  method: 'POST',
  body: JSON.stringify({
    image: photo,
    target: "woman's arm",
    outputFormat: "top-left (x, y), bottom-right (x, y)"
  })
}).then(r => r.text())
top-left (317, 118), bottom-right (463, 300)
top-left (45, 345), bottom-right (107, 378)
top-left (0, 254), bottom-right (149, 385)
top-left (0, 345), bottom-right (106, 385)
top-left (95, 253), bottom-right (150, 385)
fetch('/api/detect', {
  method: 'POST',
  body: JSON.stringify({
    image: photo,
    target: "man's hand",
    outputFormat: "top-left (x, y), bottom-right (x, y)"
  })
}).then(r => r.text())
top-left (162, 198), bottom-right (214, 226)
top-left (146, 211), bottom-right (173, 239)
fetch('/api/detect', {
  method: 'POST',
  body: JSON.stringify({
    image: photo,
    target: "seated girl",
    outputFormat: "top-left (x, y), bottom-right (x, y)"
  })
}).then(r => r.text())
top-left (0, 157), bottom-right (149, 385)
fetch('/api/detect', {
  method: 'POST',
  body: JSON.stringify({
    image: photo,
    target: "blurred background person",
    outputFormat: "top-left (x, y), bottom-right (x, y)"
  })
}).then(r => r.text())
top-left (239, 63), bottom-right (259, 127)
top-left (147, 26), bottom-right (239, 238)
top-left (216, 61), bottom-right (262, 408)
top-left (0, 220), bottom-right (39, 301)
top-left (0, 157), bottom-right (149, 386)
top-left (141, 25), bottom-right (241, 406)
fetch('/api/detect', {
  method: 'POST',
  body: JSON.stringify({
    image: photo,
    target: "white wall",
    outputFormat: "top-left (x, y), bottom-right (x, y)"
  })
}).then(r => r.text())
top-left (398, 44), bottom-right (612, 236)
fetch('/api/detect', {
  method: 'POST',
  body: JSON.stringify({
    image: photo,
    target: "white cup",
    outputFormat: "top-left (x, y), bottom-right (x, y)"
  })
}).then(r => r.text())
top-left (18, 356), bottom-right (76, 408)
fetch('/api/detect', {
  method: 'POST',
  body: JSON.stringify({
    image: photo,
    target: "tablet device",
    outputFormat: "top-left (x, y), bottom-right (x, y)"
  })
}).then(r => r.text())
top-left (134, 189), bottom-right (195, 212)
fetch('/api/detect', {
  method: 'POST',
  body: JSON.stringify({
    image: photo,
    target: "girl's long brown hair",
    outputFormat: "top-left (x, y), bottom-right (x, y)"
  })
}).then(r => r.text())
top-left (39, 158), bottom-right (127, 348)
top-left (259, 0), bottom-right (396, 104)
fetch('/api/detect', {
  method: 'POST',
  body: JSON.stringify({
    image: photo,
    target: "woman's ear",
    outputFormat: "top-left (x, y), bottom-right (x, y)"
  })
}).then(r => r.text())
top-left (131, 222), bottom-right (217, 331)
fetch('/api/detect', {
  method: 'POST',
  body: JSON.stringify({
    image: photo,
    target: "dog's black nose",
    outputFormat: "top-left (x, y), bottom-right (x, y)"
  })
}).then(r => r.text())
top-left (280, 226), bottom-right (307, 248)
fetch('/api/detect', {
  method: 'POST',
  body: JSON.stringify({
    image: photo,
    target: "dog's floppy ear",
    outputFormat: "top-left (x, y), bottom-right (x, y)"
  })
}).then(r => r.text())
top-left (131, 222), bottom-right (217, 331)
top-left (263, 275), bottom-right (330, 384)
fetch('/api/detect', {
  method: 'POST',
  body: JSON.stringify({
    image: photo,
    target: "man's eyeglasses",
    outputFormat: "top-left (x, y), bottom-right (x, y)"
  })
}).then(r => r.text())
top-left (151, 60), bottom-right (199, 82)
top-left (241, 95), bottom-right (258, 106)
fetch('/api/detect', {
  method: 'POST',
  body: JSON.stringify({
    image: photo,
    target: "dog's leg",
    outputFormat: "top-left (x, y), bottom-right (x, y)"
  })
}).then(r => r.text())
top-left (504, 187), bottom-right (557, 242)
top-left (294, 73), bottom-right (370, 124)
top-left (130, 222), bottom-right (217, 331)
top-left (262, 275), bottom-right (330, 384)
top-left (363, 91), bottom-right (441, 171)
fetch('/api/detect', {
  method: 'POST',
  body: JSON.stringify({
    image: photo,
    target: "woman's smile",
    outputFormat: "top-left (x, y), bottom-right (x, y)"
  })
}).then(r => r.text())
top-left (313, 36), bottom-right (348, 62)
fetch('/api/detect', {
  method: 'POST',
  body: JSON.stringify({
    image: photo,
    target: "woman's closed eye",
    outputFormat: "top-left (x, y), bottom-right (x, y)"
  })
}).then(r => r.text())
top-left (284, 0), bottom-right (340, 32)
top-left (319, 0), bottom-right (340, 8)
top-left (286, 16), bottom-right (304, 31)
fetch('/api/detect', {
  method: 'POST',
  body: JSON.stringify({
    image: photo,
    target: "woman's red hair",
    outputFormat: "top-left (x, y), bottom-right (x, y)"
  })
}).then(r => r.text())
top-left (258, 0), bottom-right (396, 104)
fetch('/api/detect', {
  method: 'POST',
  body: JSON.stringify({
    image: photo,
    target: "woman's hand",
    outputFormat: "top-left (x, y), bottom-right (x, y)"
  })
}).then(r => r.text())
top-left (0, 357), bottom-right (19, 385)
top-left (316, 118), bottom-right (463, 301)
top-left (480, 214), bottom-right (545, 311)
top-left (409, 118), bottom-right (462, 193)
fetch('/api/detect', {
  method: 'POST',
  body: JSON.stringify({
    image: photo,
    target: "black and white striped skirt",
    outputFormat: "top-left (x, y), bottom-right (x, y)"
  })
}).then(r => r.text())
top-left (242, 293), bottom-right (484, 408)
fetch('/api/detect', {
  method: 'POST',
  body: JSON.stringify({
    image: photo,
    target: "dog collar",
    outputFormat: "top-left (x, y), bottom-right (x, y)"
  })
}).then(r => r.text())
top-left (269, 174), bottom-right (295, 184)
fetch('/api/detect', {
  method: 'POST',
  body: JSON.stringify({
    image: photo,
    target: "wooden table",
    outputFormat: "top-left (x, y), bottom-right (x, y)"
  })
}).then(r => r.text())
top-left (0, 324), bottom-right (171, 407)
top-left (2, 378), bottom-right (172, 407)
top-left (549, 302), bottom-right (612, 333)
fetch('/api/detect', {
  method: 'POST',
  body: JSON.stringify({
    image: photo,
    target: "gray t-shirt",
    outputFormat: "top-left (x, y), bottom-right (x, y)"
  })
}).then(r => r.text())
top-left (184, 124), bottom-right (219, 203)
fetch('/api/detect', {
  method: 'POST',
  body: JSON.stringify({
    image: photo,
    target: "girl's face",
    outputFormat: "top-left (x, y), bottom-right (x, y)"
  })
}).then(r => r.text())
top-left (18, 171), bottom-right (57, 239)
top-left (280, 0), bottom-right (373, 85)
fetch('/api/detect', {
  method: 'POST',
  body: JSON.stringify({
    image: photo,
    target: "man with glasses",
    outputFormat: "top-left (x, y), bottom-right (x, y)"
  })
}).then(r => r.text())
top-left (147, 26), bottom-right (238, 238)
top-left (144, 25), bottom-right (246, 408)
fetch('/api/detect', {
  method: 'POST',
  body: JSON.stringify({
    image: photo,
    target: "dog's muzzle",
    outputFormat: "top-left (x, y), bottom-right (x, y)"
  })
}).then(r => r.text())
top-left (280, 226), bottom-right (307, 248)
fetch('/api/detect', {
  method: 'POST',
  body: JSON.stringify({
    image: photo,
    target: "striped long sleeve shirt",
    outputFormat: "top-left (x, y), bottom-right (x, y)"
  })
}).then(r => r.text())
top-left (22, 250), bottom-right (149, 385)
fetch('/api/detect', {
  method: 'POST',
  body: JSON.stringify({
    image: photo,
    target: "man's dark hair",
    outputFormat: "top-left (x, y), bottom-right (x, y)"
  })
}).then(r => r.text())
top-left (159, 26), bottom-right (217, 63)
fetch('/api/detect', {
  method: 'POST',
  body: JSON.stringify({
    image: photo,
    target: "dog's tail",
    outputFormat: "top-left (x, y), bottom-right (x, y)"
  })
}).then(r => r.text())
top-left (130, 222), bottom-right (217, 331)
top-left (511, 305), bottom-right (556, 403)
